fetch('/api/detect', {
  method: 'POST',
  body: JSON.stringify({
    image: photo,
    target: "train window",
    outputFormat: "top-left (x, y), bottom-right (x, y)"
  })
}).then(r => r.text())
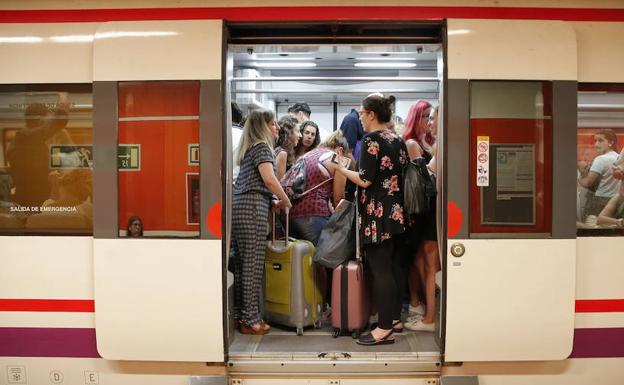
top-left (469, 81), bottom-right (552, 235)
top-left (118, 81), bottom-right (200, 238)
top-left (0, 85), bottom-right (93, 235)
top-left (577, 84), bottom-right (624, 236)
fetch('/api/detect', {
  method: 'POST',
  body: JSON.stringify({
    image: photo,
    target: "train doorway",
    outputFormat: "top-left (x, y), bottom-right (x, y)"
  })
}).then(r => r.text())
top-left (222, 22), bottom-right (445, 376)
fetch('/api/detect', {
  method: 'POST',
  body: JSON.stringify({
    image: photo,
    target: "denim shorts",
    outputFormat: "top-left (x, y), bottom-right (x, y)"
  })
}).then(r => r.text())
top-left (290, 215), bottom-right (329, 245)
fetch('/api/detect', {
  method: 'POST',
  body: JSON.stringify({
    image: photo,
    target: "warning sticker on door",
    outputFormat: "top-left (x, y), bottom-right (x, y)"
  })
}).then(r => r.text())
top-left (477, 136), bottom-right (489, 187)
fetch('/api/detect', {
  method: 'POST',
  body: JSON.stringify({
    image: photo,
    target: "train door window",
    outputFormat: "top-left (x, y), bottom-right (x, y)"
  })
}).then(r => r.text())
top-left (0, 84), bottom-right (93, 235)
top-left (469, 81), bottom-right (552, 235)
top-left (577, 84), bottom-right (624, 236)
top-left (117, 81), bottom-right (200, 238)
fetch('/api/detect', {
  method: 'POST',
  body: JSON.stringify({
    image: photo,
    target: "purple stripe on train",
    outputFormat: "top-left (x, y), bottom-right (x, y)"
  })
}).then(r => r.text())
top-left (569, 328), bottom-right (624, 358)
top-left (0, 328), bottom-right (100, 358)
top-left (1, 327), bottom-right (622, 359)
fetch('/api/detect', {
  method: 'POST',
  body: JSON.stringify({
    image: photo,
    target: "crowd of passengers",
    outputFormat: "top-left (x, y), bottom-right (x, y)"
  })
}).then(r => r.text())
top-left (229, 95), bottom-right (441, 346)
top-left (577, 129), bottom-right (624, 229)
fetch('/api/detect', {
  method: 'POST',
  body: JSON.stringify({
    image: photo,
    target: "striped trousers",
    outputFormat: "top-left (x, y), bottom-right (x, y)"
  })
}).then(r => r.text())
top-left (230, 192), bottom-right (270, 326)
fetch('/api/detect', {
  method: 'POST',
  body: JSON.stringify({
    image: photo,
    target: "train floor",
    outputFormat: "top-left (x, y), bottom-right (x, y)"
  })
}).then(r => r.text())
top-left (229, 322), bottom-right (439, 356)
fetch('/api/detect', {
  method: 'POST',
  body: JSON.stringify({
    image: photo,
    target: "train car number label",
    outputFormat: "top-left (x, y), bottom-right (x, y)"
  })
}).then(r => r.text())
top-left (6, 366), bottom-right (26, 384)
top-left (50, 370), bottom-right (64, 384)
top-left (477, 136), bottom-right (490, 187)
top-left (84, 371), bottom-right (99, 385)
top-left (118, 144), bottom-right (141, 171)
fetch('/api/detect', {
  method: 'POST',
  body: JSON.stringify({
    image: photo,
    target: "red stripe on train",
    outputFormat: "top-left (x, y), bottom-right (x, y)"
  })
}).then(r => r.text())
top-left (576, 299), bottom-right (624, 313)
top-left (0, 299), bottom-right (94, 313)
top-left (1, 298), bottom-right (623, 313)
top-left (2, 6), bottom-right (624, 23)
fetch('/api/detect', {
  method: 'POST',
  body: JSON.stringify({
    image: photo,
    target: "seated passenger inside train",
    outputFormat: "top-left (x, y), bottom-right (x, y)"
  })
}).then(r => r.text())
top-left (577, 129), bottom-right (621, 224)
top-left (126, 215), bottom-right (144, 237)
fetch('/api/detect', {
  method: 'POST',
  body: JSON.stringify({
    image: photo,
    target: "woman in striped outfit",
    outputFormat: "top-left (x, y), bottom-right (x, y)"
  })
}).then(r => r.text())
top-left (231, 109), bottom-right (292, 335)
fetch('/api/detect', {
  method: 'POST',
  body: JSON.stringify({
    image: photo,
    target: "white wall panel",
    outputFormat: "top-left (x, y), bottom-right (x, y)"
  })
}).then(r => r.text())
top-left (93, 238), bottom-right (223, 362)
top-left (445, 239), bottom-right (576, 361)
top-left (0, 236), bottom-right (93, 299)
top-left (576, 237), bottom-right (624, 300)
top-left (442, 358), bottom-right (624, 385)
top-left (447, 19), bottom-right (577, 80)
top-left (572, 22), bottom-right (624, 83)
top-left (0, 23), bottom-right (97, 83)
top-left (93, 20), bottom-right (222, 81)
top-left (0, 357), bottom-right (226, 385)
top-left (0, 312), bottom-right (93, 328)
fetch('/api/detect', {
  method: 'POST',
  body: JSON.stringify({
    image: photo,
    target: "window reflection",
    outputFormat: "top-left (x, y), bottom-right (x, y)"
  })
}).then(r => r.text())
top-left (0, 86), bottom-right (93, 234)
top-left (117, 81), bottom-right (200, 238)
top-left (577, 84), bottom-right (624, 235)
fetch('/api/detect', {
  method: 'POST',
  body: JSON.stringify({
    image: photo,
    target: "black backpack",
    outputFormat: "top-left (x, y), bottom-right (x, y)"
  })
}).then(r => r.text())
top-left (403, 157), bottom-right (436, 215)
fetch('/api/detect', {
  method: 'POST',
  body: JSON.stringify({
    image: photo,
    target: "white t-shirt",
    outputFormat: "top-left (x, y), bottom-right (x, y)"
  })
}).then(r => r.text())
top-left (590, 150), bottom-right (620, 197)
top-left (232, 124), bottom-right (243, 181)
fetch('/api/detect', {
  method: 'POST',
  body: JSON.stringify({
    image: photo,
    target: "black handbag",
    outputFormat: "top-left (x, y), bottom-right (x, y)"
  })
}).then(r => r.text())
top-left (403, 157), bottom-right (436, 215)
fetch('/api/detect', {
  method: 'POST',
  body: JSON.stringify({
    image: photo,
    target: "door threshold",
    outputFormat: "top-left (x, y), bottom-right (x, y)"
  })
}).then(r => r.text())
top-left (228, 351), bottom-right (441, 374)
top-left (228, 352), bottom-right (442, 375)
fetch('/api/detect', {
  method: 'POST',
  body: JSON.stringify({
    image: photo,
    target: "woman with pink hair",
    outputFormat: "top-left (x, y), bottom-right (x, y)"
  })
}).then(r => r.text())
top-left (402, 100), bottom-right (440, 332)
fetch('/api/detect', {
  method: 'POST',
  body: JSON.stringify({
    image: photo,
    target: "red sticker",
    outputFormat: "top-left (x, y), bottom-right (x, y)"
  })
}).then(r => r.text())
top-left (447, 200), bottom-right (463, 238)
top-left (206, 202), bottom-right (222, 238)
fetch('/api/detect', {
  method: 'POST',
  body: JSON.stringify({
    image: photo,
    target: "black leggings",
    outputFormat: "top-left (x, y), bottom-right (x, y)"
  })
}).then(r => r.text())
top-left (364, 237), bottom-right (405, 330)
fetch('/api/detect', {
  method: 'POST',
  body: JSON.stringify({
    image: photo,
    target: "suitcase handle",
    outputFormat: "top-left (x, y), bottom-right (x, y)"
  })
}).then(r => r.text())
top-left (271, 207), bottom-right (289, 246)
top-left (355, 188), bottom-right (361, 262)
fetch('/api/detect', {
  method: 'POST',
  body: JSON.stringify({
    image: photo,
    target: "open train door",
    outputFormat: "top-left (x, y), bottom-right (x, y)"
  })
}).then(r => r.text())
top-left (442, 19), bottom-right (578, 362)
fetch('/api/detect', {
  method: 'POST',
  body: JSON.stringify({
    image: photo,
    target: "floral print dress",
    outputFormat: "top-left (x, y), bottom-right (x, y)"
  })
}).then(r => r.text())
top-left (358, 129), bottom-right (409, 245)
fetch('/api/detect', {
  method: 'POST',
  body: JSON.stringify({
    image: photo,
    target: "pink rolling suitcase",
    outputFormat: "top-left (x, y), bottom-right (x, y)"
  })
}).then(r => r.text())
top-left (331, 260), bottom-right (369, 338)
top-left (331, 190), bottom-right (369, 338)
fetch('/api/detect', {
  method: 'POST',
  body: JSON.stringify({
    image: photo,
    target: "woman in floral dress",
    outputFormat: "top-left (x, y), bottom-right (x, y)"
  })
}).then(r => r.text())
top-left (336, 93), bottom-right (408, 346)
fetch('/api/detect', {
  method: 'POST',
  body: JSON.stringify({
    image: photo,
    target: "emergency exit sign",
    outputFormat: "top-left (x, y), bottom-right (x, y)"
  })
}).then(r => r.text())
top-left (118, 144), bottom-right (141, 171)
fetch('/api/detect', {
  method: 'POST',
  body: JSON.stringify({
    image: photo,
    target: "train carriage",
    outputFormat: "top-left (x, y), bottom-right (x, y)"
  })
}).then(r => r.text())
top-left (0, 2), bottom-right (623, 385)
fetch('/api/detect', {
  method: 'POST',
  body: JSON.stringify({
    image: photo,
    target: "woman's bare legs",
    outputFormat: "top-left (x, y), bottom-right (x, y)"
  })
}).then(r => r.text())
top-left (421, 240), bottom-right (441, 324)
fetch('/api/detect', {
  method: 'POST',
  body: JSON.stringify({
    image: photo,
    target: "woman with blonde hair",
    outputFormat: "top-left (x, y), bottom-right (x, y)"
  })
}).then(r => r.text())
top-left (231, 109), bottom-right (292, 335)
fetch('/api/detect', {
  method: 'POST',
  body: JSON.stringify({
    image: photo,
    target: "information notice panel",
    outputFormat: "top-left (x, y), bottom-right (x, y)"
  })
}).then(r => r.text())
top-left (481, 144), bottom-right (536, 226)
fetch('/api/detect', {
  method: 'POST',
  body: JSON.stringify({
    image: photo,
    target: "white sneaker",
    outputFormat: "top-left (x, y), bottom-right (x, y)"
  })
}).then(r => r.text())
top-left (406, 312), bottom-right (423, 323)
top-left (404, 318), bottom-right (435, 332)
top-left (407, 303), bottom-right (425, 320)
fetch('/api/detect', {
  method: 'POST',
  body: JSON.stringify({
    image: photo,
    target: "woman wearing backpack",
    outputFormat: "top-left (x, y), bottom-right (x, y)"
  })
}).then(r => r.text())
top-left (335, 93), bottom-right (409, 346)
top-left (230, 109), bottom-right (292, 335)
top-left (283, 131), bottom-right (350, 312)
top-left (402, 101), bottom-right (440, 332)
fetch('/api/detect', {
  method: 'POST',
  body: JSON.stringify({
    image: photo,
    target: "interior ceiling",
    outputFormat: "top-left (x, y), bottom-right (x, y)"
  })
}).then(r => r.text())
top-left (230, 44), bottom-right (441, 103)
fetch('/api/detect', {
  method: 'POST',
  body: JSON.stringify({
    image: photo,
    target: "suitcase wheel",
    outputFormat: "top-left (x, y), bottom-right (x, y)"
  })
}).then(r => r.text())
top-left (296, 327), bottom-right (304, 336)
top-left (314, 320), bottom-right (322, 329)
top-left (352, 329), bottom-right (361, 339)
top-left (332, 328), bottom-right (341, 338)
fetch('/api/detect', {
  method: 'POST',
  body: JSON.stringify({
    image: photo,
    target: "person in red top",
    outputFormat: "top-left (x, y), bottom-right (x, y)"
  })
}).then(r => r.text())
top-left (288, 131), bottom-right (350, 310)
